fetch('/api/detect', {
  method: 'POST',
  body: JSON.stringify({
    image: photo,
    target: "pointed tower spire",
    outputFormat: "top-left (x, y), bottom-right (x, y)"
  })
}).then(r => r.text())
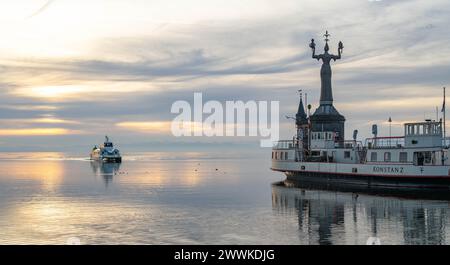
top-left (296, 91), bottom-right (308, 126)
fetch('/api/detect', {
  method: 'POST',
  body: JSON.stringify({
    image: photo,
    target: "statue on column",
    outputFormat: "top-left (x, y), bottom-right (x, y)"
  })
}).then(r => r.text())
top-left (309, 31), bottom-right (344, 105)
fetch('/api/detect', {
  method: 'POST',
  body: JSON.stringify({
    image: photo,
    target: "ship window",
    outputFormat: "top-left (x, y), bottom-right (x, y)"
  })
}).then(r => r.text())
top-left (384, 152), bottom-right (391, 162)
top-left (344, 151), bottom-right (351, 158)
top-left (272, 152), bottom-right (274, 159)
top-left (371, 152), bottom-right (377, 162)
top-left (285, 152), bottom-right (289, 160)
top-left (399, 152), bottom-right (408, 163)
top-left (424, 152), bottom-right (432, 164)
top-left (275, 152), bottom-right (278, 160)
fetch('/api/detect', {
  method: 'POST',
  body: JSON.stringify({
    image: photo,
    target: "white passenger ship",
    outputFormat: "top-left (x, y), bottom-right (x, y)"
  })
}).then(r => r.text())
top-left (90, 136), bottom-right (122, 163)
top-left (271, 32), bottom-right (450, 188)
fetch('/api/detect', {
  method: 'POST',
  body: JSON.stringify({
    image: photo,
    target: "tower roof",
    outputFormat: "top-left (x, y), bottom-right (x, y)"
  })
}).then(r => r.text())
top-left (296, 96), bottom-right (308, 126)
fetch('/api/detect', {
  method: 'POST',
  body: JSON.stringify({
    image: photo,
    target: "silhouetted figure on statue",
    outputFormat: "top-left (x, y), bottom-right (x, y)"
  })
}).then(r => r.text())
top-left (308, 31), bottom-right (346, 143)
top-left (309, 31), bottom-right (344, 105)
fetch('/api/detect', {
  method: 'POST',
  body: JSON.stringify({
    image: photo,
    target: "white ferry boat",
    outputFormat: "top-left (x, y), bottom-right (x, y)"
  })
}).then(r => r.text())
top-left (271, 32), bottom-right (450, 188)
top-left (90, 136), bottom-right (122, 163)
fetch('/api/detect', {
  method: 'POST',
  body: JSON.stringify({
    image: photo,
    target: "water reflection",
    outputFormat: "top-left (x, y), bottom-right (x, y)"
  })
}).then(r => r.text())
top-left (272, 180), bottom-right (450, 244)
top-left (89, 161), bottom-right (121, 187)
top-left (0, 155), bottom-right (276, 244)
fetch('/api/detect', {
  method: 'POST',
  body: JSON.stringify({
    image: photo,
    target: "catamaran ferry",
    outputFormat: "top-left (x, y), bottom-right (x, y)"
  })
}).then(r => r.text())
top-left (271, 32), bottom-right (450, 188)
top-left (90, 136), bottom-right (122, 163)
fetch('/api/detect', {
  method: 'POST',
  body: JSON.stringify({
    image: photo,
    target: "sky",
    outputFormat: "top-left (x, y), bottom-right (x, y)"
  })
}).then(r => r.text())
top-left (0, 0), bottom-right (450, 152)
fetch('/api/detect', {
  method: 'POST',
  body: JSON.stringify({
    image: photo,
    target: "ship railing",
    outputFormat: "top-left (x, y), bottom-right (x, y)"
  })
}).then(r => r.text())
top-left (272, 140), bottom-right (295, 150)
top-left (443, 137), bottom-right (450, 148)
top-left (333, 140), bottom-right (364, 149)
top-left (365, 136), bottom-right (405, 149)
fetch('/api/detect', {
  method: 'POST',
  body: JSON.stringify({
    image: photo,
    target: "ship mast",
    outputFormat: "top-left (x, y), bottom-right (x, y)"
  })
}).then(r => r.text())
top-left (444, 87), bottom-right (446, 147)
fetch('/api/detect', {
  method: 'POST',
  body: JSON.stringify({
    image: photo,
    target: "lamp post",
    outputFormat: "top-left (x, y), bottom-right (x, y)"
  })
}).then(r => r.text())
top-left (389, 117), bottom-right (392, 146)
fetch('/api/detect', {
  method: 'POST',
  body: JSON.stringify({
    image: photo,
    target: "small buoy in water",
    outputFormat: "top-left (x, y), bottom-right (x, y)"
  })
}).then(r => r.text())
top-left (215, 168), bottom-right (218, 171)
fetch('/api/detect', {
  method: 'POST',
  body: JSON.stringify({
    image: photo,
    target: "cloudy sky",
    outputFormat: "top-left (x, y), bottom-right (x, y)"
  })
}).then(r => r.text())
top-left (0, 0), bottom-right (449, 152)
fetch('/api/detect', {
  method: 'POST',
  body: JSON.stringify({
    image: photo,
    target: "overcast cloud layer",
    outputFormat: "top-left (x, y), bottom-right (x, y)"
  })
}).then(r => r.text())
top-left (0, 0), bottom-right (449, 152)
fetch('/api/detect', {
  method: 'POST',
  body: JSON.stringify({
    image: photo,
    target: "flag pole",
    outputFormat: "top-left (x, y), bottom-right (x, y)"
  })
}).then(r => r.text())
top-left (444, 87), bottom-right (446, 147)
top-left (436, 106), bottom-right (439, 121)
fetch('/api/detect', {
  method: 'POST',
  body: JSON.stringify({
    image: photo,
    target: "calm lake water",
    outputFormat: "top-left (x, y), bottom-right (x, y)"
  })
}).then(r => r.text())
top-left (1, 152), bottom-right (450, 245)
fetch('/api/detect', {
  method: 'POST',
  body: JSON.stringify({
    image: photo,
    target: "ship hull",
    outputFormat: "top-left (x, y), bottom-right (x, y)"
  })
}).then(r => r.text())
top-left (272, 161), bottom-right (450, 189)
top-left (90, 153), bottom-right (122, 163)
top-left (100, 156), bottom-right (122, 163)
top-left (273, 180), bottom-right (450, 201)
top-left (279, 169), bottom-right (450, 189)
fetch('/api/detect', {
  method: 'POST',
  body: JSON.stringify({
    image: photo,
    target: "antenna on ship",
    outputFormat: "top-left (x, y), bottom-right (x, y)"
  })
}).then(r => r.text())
top-left (305, 92), bottom-right (308, 118)
top-left (436, 106), bottom-right (439, 122)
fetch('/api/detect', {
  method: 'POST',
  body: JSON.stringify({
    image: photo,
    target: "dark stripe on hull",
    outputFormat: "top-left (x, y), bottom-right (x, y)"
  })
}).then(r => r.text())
top-left (102, 157), bottom-right (122, 163)
top-left (285, 170), bottom-right (450, 189)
